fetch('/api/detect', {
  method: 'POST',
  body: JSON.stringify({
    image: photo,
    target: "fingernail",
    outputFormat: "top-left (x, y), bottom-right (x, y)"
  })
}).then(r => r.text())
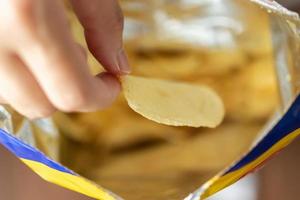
top-left (117, 49), bottom-right (131, 74)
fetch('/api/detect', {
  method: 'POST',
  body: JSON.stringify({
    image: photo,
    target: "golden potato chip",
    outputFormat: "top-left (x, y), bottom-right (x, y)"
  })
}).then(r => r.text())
top-left (122, 75), bottom-right (224, 128)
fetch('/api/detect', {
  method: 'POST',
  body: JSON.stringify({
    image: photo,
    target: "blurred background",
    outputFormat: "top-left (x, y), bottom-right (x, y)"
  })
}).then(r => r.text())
top-left (0, 0), bottom-right (300, 200)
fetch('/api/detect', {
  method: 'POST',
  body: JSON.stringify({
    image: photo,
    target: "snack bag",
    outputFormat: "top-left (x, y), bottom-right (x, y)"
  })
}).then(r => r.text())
top-left (0, 0), bottom-right (300, 200)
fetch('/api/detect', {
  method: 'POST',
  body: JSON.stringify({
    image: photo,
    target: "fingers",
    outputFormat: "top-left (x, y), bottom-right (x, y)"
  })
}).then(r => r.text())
top-left (17, 0), bottom-right (120, 112)
top-left (0, 51), bottom-right (55, 119)
top-left (70, 0), bottom-right (131, 75)
top-left (0, 0), bottom-right (121, 118)
top-left (77, 44), bottom-right (88, 60)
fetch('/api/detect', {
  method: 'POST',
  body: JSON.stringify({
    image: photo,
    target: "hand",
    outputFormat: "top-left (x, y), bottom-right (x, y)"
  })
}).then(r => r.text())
top-left (0, 0), bottom-right (130, 119)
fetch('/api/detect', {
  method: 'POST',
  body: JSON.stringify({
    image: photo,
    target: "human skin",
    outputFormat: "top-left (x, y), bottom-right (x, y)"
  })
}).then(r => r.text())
top-left (0, 0), bottom-right (130, 119)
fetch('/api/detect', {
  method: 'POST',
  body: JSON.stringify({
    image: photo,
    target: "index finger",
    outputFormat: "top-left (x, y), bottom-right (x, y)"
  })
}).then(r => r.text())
top-left (70, 0), bottom-right (131, 75)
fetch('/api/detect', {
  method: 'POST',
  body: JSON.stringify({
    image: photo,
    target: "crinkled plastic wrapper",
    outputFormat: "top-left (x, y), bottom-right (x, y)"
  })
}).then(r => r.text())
top-left (0, 0), bottom-right (300, 200)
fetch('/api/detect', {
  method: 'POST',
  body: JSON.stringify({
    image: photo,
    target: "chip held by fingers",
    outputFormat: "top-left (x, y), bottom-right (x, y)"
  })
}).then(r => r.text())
top-left (122, 75), bottom-right (225, 128)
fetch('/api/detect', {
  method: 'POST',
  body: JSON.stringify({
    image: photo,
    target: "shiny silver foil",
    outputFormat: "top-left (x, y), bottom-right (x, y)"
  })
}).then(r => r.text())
top-left (0, 0), bottom-right (299, 199)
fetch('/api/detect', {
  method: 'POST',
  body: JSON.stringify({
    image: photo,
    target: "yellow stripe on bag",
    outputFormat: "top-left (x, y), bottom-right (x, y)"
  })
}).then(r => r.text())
top-left (201, 128), bottom-right (300, 199)
top-left (21, 159), bottom-right (116, 200)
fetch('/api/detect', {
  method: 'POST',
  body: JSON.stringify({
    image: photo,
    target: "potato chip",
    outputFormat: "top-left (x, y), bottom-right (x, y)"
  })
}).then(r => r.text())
top-left (122, 75), bottom-right (224, 128)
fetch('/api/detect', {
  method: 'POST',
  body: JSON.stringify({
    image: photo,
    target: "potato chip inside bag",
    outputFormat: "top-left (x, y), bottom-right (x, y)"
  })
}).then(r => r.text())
top-left (0, 1), bottom-right (300, 200)
top-left (122, 75), bottom-right (224, 128)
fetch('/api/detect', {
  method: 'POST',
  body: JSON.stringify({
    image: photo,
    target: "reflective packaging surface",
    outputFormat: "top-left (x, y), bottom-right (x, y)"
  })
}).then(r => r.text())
top-left (0, 0), bottom-right (300, 200)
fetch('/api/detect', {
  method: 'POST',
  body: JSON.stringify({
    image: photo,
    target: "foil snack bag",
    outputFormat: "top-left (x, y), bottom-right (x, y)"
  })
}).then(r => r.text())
top-left (0, 0), bottom-right (300, 199)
